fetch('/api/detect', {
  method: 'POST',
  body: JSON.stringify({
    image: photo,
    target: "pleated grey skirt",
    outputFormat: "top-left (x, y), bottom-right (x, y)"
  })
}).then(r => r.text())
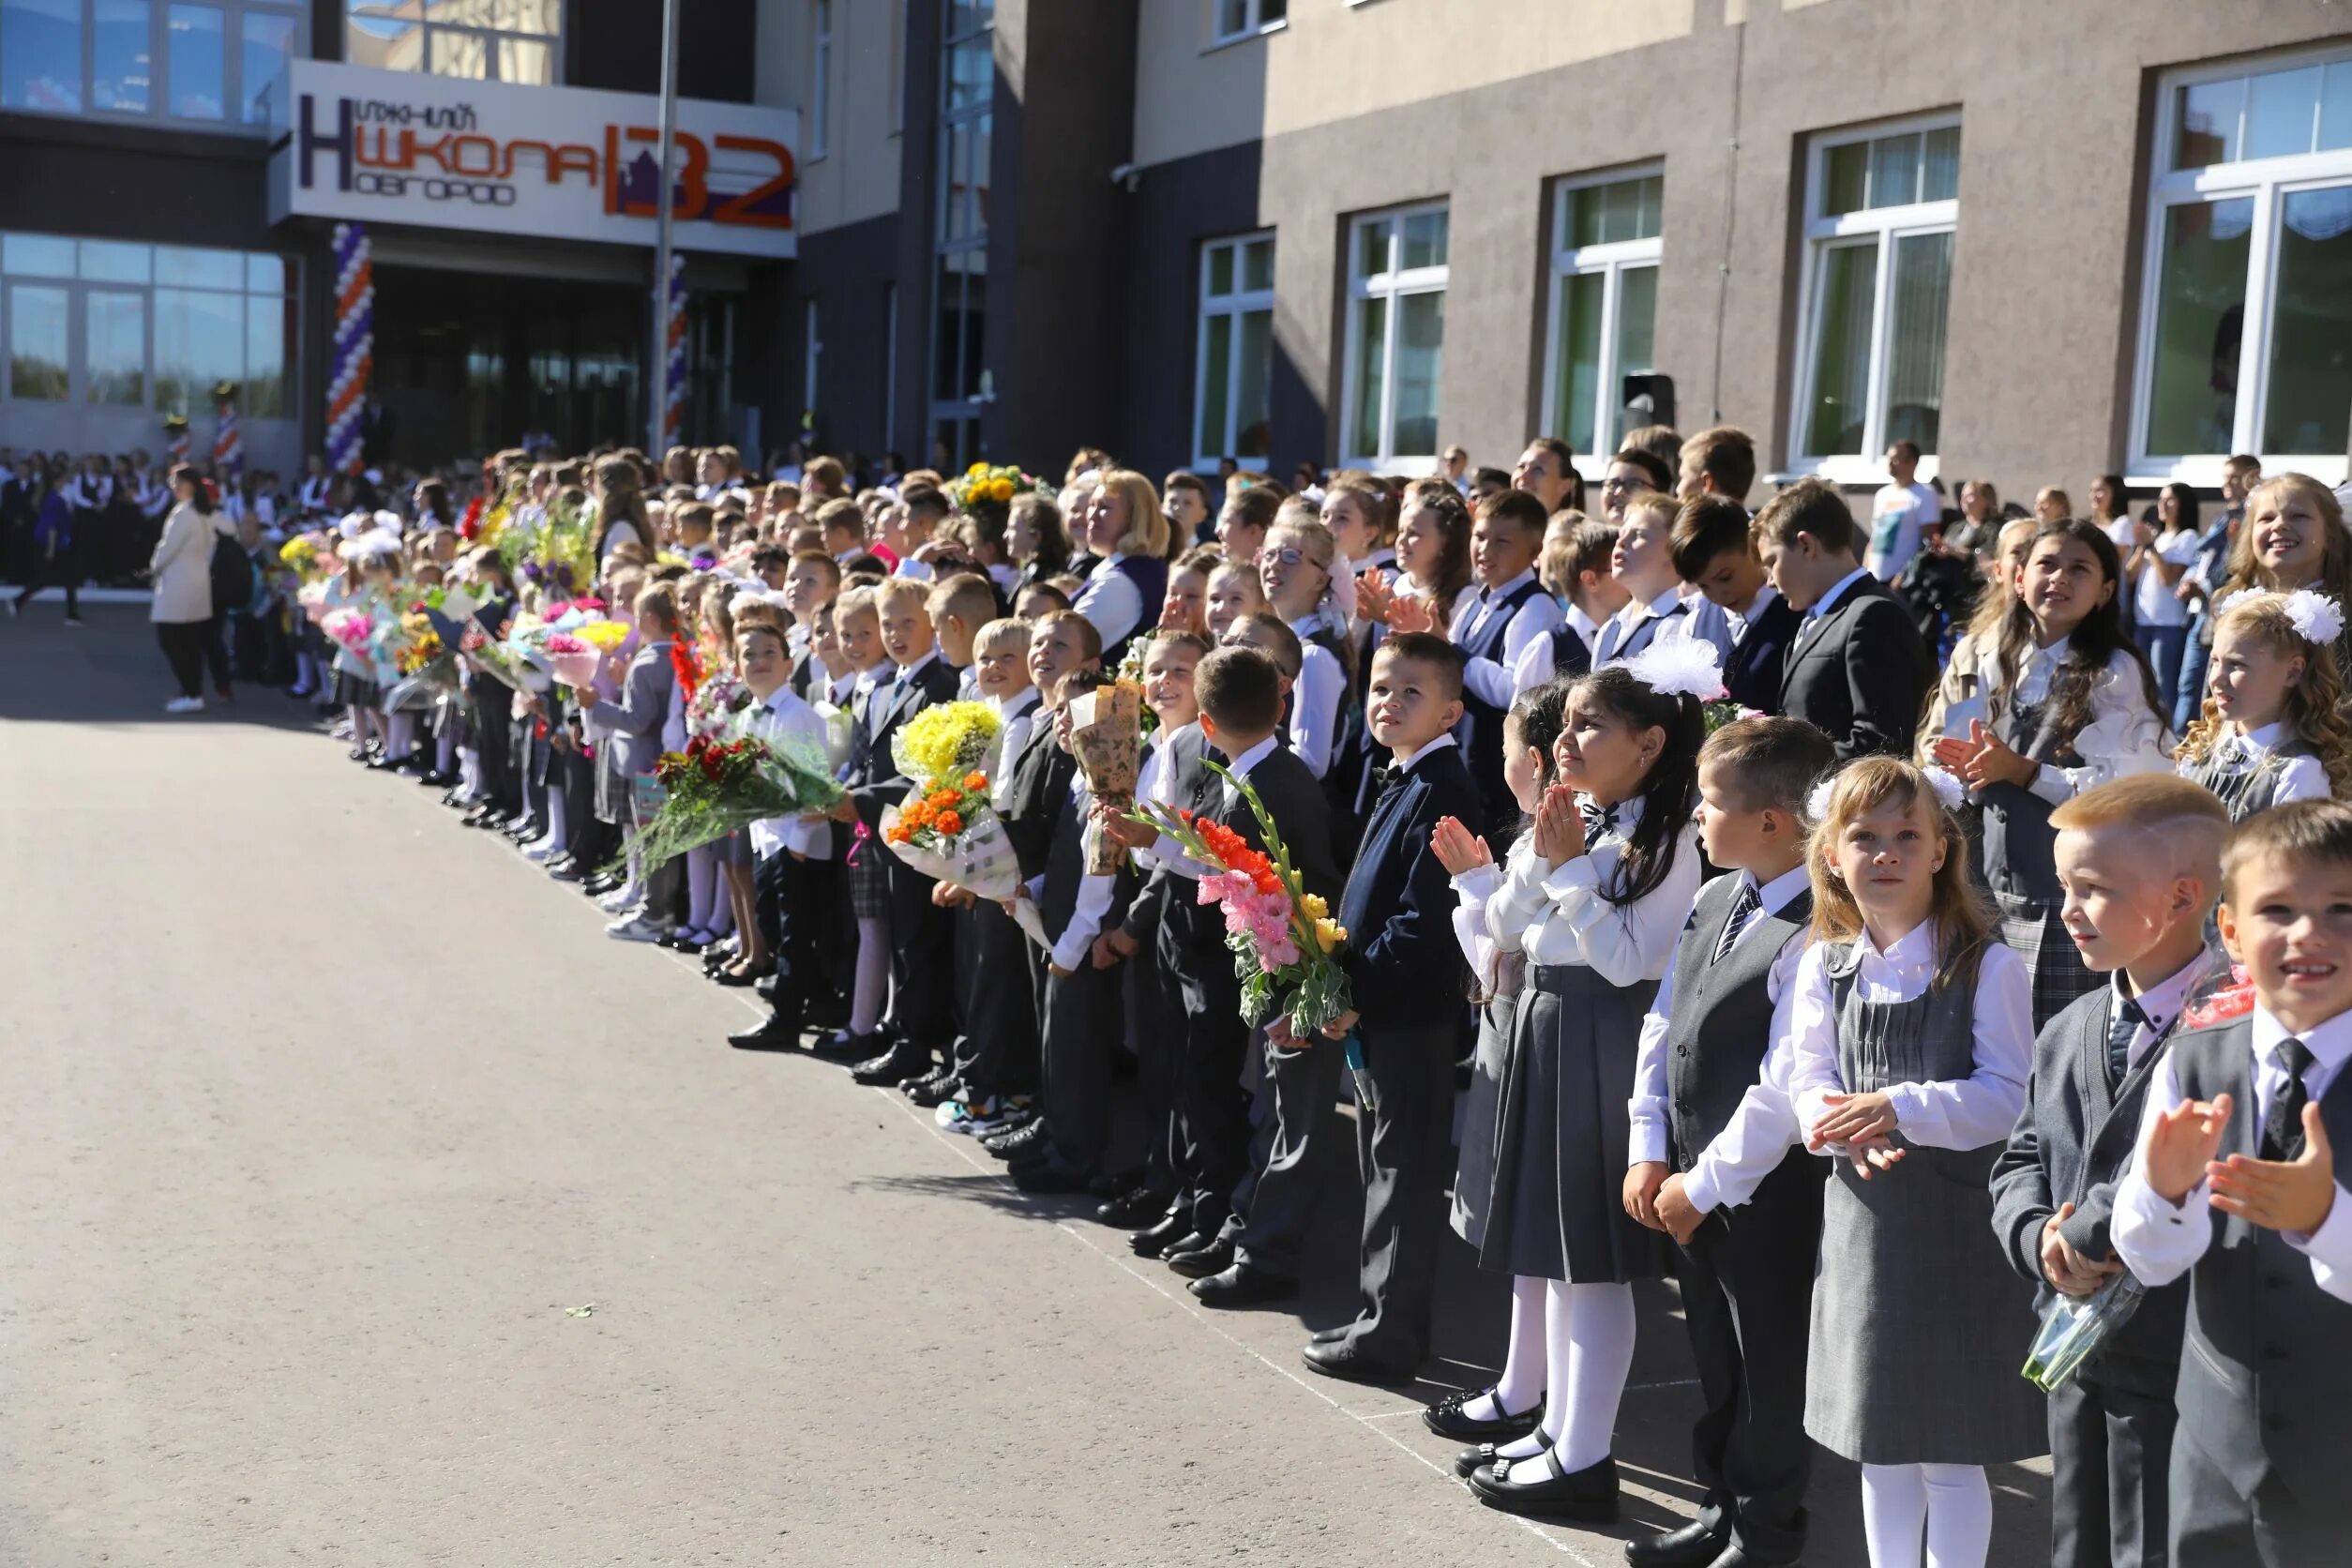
top-left (1477, 961), bottom-right (1666, 1284)
top-left (1450, 978), bottom-right (1517, 1255)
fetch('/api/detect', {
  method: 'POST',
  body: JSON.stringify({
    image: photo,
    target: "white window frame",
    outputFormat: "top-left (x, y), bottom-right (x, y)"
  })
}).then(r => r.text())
top-left (2, 0), bottom-right (309, 131)
top-left (1209, 0), bottom-right (1285, 49)
top-left (343, 1), bottom-right (562, 86)
top-left (2128, 45), bottom-right (2352, 489)
top-left (1538, 162), bottom-right (1664, 462)
top-left (1191, 231), bottom-right (1274, 472)
top-left (1339, 201), bottom-right (1448, 475)
top-left (808, 0), bottom-right (832, 161)
top-left (1786, 111), bottom-right (1960, 486)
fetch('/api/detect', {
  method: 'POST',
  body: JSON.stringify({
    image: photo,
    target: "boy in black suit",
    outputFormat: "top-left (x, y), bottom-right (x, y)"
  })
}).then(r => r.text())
top-left (2113, 800), bottom-right (2352, 1567)
top-left (1670, 495), bottom-right (1802, 716)
top-left (840, 577), bottom-right (965, 1087)
top-left (1104, 646), bottom-right (1343, 1295)
top-left (1304, 631), bottom-right (1480, 1381)
top-left (1754, 477), bottom-right (1929, 761)
top-left (1991, 776), bottom-right (2227, 1568)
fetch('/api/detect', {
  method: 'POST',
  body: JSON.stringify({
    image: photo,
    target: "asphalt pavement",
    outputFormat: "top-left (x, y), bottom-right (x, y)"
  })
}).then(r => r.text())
top-left (0, 605), bottom-right (2053, 1565)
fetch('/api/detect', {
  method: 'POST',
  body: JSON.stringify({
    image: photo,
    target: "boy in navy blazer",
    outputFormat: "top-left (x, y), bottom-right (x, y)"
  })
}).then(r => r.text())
top-left (1989, 776), bottom-right (2228, 1568)
top-left (1755, 478), bottom-right (1929, 761)
top-left (1669, 493), bottom-right (1802, 716)
top-left (1304, 631), bottom-right (1479, 1382)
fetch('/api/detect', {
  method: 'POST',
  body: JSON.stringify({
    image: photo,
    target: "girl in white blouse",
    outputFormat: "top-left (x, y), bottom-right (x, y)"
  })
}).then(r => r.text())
top-left (1929, 519), bottom-right (2170, 1030)
top-left (1256, 515), bottom-right (1352, 781)
top-left (1786, 758), bottom-right (2044, 1568)
top-left (2173, 589), bottom-right (2350, 821)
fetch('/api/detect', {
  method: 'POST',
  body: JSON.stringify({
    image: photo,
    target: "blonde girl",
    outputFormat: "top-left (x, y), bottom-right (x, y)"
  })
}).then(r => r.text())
top-left (1787, 758), bottom-right (2043, 1568)
top-left (1071, 468), bottom-right (1170, 668)
top-left (2175, 589), bottom-right (2352, 819)
top-left (2215, 473), bottom-right (2352, 677)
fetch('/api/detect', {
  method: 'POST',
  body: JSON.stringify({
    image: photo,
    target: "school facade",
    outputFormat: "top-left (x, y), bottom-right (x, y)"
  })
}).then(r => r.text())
top-left (4, 1), bottom-right (2347, 505)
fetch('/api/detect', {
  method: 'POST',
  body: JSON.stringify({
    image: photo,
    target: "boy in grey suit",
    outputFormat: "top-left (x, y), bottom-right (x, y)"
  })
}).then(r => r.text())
top-left (1990, 776), bottom-right (2228, 1568)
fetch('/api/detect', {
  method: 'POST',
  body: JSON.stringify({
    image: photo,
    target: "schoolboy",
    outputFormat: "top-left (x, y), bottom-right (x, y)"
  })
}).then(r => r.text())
top-left (894, 484), bottom-right (952, 578)
top-left (1593, 490), bottom-right (1730, 665)
top-left (781, 549), bottom-right (839, 662)
top-left (1304, 632), bottom-right (1481, 1381)
top-left (1989, 776), bottom-right (2229, 1568)
top-left (1620, 716), bottom-right (1837, 1568)
top-left (725, 620), bottom-right (839, 1052)
top-left (839, 577), bottom-right (963, 1088)
top-left (1102, 645), bottom-right (1341, 1295)
top-left (1670, 494), bottom-right (1802, 714)
top-left (817, 497), bottom-right (866, 564)
top-left (925, 570), bottom-right (998, 697)
top-left (1755, 477), bottom-right (1930, 763)
top-left (1446, 490), bottom-right (1564, 834)
top-left (1675, 425), bottom-right (1758, 505)
top-left (1530, 519), bottom-right (1630, 686)
top-left (2114, 799), bottom-right (2352, 1566)
top-left (672, 501), bottom-right (717, 559)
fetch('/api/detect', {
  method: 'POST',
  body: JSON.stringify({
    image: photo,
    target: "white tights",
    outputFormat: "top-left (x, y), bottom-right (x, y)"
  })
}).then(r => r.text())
top-left (1860, 1462), bottom-right (1991, 1568)
top-left (850, 915), bottom-right (891, 1034)
top-left (1461, 1278), bottom-right (1635, 1479)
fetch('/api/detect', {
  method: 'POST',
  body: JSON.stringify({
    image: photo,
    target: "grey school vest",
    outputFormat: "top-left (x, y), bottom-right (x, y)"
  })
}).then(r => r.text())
top-left (1665, 877), bottom-right (1813, 1170)
top-left (2169, 1018), bottom-right (2352, 1500)
top-left (2176, 736), bottom-right (2318, 823)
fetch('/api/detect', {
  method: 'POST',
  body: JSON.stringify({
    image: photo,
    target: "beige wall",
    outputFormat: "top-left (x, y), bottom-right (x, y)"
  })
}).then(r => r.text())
top-left (756, 0), bottom-right (905, 236)
top-left (1132, 0), bottom-right (1704, 171)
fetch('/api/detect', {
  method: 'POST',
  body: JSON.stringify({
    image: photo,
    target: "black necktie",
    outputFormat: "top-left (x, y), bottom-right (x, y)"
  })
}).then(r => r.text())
top-left (2260, 1038), bottom-right (2316, 1162)
top-left (2106, 995), bottom-right (2146, 1088)
top-left (1713, 880), bottom-right (1762, 963)
top-left (1578, 800), bottom-right (1619, 851)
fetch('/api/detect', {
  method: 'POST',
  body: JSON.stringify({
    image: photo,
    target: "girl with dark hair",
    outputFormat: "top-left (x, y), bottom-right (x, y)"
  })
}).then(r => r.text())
top-left (1007, 490), bottom-right (1072, 590)
top-left (1929, 518), bottom-right (2169, 1030)
top-left (1461, 658), bottom-right (1706, 1520)
top-left (2121, 480), bottom-right (2200, 704)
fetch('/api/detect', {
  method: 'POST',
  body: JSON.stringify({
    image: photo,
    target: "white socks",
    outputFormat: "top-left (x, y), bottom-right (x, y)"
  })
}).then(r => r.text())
top-left (1463, 1275), bottom-right (1549, 1425)
top-left (542, 786), bottom-right (567, 855)
top-left (1504, 1280), bottom-right (1635, 1482)
top-left (435, 729), bottom-right (457, 775)
top-left (1860, 1463), bottom-right (1991, 1568)
top-left (385, 713), bottom-right (415, 759)
top-left (851, 916), bottom-right (890, 1033)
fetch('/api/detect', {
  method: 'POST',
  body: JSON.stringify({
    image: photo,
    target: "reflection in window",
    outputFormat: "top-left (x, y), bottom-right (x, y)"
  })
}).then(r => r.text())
top-left (93, 0), bottom-right (151, 113)
top-left (1344, 204), bottom-right (1448, 469)
top-left (2260, 188), bottom-right (2352, 456)
top-left (2143, 199), bottom-right (2250, 459)
top-left (344, 0), bottom-right (561, 84)
top-left (2, 0), bottom-right (83, 111)
top-left (1546, 170), bottom-right (1664, 458)
top-left (1194, 234), bottom-right (1274, 466)
top-left (86, 291), bottom-right (148, 405)
top-left (240, 8), bottom-right (294, 121)
top-left (8, 284), bottom-right (70, 400)
top-left (167, 4), bottom-right (223, 117)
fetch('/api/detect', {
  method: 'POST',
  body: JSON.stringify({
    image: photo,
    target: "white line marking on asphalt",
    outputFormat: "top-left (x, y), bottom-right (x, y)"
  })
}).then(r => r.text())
top-left (442, 788), bottom-right (1594, 1563)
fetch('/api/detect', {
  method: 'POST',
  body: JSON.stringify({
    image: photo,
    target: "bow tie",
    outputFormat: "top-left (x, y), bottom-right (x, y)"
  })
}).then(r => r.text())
top-left (2218, 736), bottom-right (2254, 771)
top-left (1578, 799), bottom-right (1620, 849)
top-left (1371, 761), bottom-right (1409, 799)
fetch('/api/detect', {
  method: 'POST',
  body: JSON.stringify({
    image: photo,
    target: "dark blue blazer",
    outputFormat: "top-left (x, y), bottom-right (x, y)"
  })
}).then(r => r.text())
top-left (1723, 594), bottom-right (1803, 714)
top-left (1339, 742), bottom-right (1480, 1029)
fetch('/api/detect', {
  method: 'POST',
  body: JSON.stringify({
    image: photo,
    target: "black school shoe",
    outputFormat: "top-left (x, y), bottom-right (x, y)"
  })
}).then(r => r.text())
top-left (1466, 1451), bottom-right (1619, 1524)
top-left (902, 1067), bottom-right (959, 1108)
top-left (1299, 1338), bottom-right (1416, 1385)
top-left (1422, 1386), bottom-right (1545, 1442)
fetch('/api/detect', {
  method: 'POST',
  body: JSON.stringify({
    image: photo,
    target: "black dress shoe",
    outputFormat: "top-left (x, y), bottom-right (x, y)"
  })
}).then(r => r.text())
top-left (417, 769), bottom-right (457, 787)
top-left (1154, 1229), bottom-right (1216, 1263)
top-left (1164, 1239), bottom-right (1234, 1278)
top-left (803, 996), bottom-right (851, 1033)
top-left (1127, 1211), bottom-right (1190, 1257)
top-left (1299, 1339), bottom-right (1416, 1385)
top-left (852, 1043), bottom-right (929, 1086)
top-left (1696, 1545), bottom-right (1798, 1568)
top-left (1423, 1385), bottom-right (1545, 1441)
top-left (727, 1017), bottom-right (805, 1052)
top-left (1309, 1322), bottom-right (1358, 1345)
top-left (903, 1067), bottom-right (959, 1107)
top-left (812, 1027), bottom-right (886, 1062)
top-left (1094, 1188), bottom-right (1166, 1229)
top-left (1454, 1430), bottom-right (1554, 1478)
top-left (1468, 1450), bottom-right (1619, 1524)
top-left (549, 862), bottom-right (588, 884)
top-left (1011, 1158), bottom-right (1094, 1196)
top-left (581, 874), bottom-right (621, 896)
top-left (1088, 1168), bottom-right (1146, 1200)
top-left (1623, 1519), bottom-right (1730, 1568)
top-left (982, 1120), bottom-right (1052, 1159)
top-left (712, 967), bottom-right (758, 988)
top-left (1189, 1263), bottom-right (1300, 1308)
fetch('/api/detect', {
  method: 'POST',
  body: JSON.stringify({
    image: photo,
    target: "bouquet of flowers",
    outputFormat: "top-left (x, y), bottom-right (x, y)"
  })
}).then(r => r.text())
top-left (627, 715), bottom-right (846, 872)
top-left (1126, 762), bottom-right (1374, 1106)
top-left (946, 461), bottom-right (1048, 522)
top-left (878, 701), bottom-right (1024, 898)
top-left (542, 630), bottom-right (604, 691)
top-left (1066, 681), bottom-right (1145, 873)
top-left (321, 606), bottom-right (378, 657)
top-left (278, 532), bottom-right (336, 585)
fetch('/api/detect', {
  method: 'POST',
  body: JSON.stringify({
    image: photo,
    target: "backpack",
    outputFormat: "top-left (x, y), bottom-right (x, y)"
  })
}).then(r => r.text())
top-left (208, 525), bottom-right (254, 615)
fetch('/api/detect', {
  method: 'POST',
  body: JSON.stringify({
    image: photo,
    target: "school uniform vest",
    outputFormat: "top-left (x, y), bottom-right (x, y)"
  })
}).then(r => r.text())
top-left (1980, 692), bottom-right (2073, 903)
top-left (2177, 735), bottom-right (2318, 823)
top-left (1099, 555), bottom-right (1168, 671)
top-left (1041, 789), bottom-right (1090, 942)
top-left (1456, 579), bottom-right (1547, 821)
top-left (1594, 599), bottom-right (1687, 665)
top-left (1550, 622), bottom-right (1591, 679)
top-left (1664, 877), bottom-right (1813, 1170)
top-left (2167, 1018), bottom-right (2352, 1500)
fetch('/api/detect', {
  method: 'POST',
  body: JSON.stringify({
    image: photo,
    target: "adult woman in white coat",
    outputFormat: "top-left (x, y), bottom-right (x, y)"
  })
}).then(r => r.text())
top-left (150, 464), bottom-right (223, 714)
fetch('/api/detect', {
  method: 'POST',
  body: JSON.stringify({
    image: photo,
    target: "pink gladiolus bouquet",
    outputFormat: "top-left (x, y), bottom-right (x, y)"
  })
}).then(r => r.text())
top-left (322, 606), bottom-right (376, 656)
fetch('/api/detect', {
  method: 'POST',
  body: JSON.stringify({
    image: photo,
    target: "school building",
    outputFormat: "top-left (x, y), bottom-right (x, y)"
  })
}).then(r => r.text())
top-left (4, 1), bottom-right (2347, 505)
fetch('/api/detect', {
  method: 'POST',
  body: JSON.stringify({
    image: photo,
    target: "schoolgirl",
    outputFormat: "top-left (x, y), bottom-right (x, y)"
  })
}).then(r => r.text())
top-left (2173, 588), bottom-right (2351, 820)
top-left (830, 583), bottom-right (897, 1050)
top-left (1421, 677), bottom-right (1573, 1447)
top-left (1203, 557), bottom-right (1266, 641)
top-left (1156, 546), bottom-right (1217, 639)
top-left (1255, 514), bottom-right (1353, 781)
top-left (1463, 654), bottom-right (1708, 1522)
top-left (1927, 519), bottom-right (2169, 1031)
top-left (2212, 473), bottom-right (2352, 678)
top-left (1787, 759), bottom-right (2045, 1568)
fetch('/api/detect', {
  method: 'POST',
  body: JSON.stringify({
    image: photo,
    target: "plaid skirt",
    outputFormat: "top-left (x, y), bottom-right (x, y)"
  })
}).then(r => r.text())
top-left (1996, 892), bottom-right (2099, 1034)
top-left (849, 832), bottom-right (890, 918)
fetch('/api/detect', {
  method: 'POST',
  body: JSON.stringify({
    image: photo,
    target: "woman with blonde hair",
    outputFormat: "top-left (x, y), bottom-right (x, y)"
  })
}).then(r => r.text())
top-left (1070, 468), bottom-right (1170, 669)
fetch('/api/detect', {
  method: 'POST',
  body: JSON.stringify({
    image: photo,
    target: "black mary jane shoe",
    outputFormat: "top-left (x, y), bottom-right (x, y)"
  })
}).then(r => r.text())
top-left (1422, 1386), bottom-right (1545, 1442)
top-left (1454, 1428), bottom-right (1555, 1479)
top-left (1466, 1450), bottom-right (1619, 1524)
top-left (711, 967), bottom-right (759, 988)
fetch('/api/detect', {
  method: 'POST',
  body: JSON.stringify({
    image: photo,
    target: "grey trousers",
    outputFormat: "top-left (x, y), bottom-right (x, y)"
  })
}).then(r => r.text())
top-left (2170, 1427), bottom-right (2340, 1568)
top-left (2051, 1374), bottom-right (2176, 1568)
top-left (1224, 1032), bottom-right (1343, 1278)
top-left (1347, 1018), bottom-right (1458, 1367)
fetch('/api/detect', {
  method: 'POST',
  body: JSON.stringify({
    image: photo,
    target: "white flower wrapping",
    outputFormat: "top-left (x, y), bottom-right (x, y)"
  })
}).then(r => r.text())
top-left (2284, 589), bottom-right (2345, 647)
top-left (1622, 636), bottom-right (1727, 701)
top-left (1806, 778), bottom-right (1836, 823)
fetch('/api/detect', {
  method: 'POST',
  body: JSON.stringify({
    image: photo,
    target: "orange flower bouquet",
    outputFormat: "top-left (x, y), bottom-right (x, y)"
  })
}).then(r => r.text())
top-left (878, 702), bottom-right (1023, 898)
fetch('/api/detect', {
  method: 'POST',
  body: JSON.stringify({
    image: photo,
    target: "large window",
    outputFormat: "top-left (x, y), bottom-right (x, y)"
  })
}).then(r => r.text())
top-left (0, 233), bottom-right (296, 416)
top-left (1193, 233), bottom-right (1273, 469)
top-left (1790, 115), bottom-right (1960, 477)
top-left (2132, 48), bottom-right (2352, 484)
top-left (928, 0), bottom-right (991, 469)
top-left (1341, 203), bottom-right (1447, 471)
top-left (0, 0), bottom-right (303, 127)
top-left (1212, 0), bottom-right (1283, 46)
top-left (807, 0), bottom-right (831, 160)
top-left (344, 1), bottom-right (560, 86)
top-left (1542, 167), bottom-right (1662, 462)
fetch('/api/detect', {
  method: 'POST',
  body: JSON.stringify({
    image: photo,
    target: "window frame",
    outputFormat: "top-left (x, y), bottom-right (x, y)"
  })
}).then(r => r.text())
top-left (1538, 161), bottom-right (1665, 464)
top-left (1786, 110), bottom-right (1961, 486)
top-left (802, 295), bottom-right (822, 416)
top-left (1338, 200), bottom-right (1449, 474)
top-left (2127, 45), bottom-right (2352, 488)
top-left (340, 0), bottom-right (562, 87)
top-left (1208, 0), bottom-right (1284, 50)
top-left (1191, 230), bottom-right (1274, 472)
top-left (807, 0), bottom-right (832, 161)
top-left (0, 0), bottom-right (308, 131)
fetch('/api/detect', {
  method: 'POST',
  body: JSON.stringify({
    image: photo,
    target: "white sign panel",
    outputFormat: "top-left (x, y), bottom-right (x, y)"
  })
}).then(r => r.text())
top-left (266, 61), bottom-right (797, 259)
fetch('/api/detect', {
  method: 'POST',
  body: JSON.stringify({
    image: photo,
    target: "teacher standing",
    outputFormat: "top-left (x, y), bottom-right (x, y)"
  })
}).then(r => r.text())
top-left (150, 464), bottom-right (226, 715)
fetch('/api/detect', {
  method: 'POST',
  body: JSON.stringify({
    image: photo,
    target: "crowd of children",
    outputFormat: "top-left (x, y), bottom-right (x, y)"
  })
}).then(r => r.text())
top-left (190, 430), bottom-right (2352, 1568)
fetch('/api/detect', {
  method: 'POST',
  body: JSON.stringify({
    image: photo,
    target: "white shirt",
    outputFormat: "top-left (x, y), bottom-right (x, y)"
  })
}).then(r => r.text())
top-left (1073, 552), bottom-right (1145, 654)
top-left (2113, 1003), bottom-right (2352, 1304)
top-left (746, 686), bottom-right (834, 861)
top-left (894, 555), bottom-right (937, 582)
top-left (1808, 565), bottom-right (1873, 622)
top-left (1864, 480), bottom-right (1939, 581)
top-left (2189, 720), bottom-right (2330, 808)
top-left (2109, 960), bottom-right (2206, 1076)
top-left (1449, 839), bottom-right (1528, 991)
top-left (1994, 639), bottom-right (2173, 807)
top-left (1027, 769), bottom-right (1120, 973)
top-left (1592, 585), bottom-right (1688, 667)
top-left (1451, 568), bottom-right (1566, 711)
top-left (1287, 638), bottom-right (1347, 780)
top-left (597, 519), bottom-right (642, 564)
top-left (1786, 921), bottom-right (2033, 1152)
top-left (2133, 528), bottom-right (2202, 628)
top-left (1628, 866), bottom-right (1816, 1213)
top-left (1485, 794), bottom-right (1704, 984)
top-left (989, 688), bottom-right (1041, 811)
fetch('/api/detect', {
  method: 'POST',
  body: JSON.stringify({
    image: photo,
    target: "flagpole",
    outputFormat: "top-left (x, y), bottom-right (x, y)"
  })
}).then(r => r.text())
top-left (648, 0), bottom-right (680, 455)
